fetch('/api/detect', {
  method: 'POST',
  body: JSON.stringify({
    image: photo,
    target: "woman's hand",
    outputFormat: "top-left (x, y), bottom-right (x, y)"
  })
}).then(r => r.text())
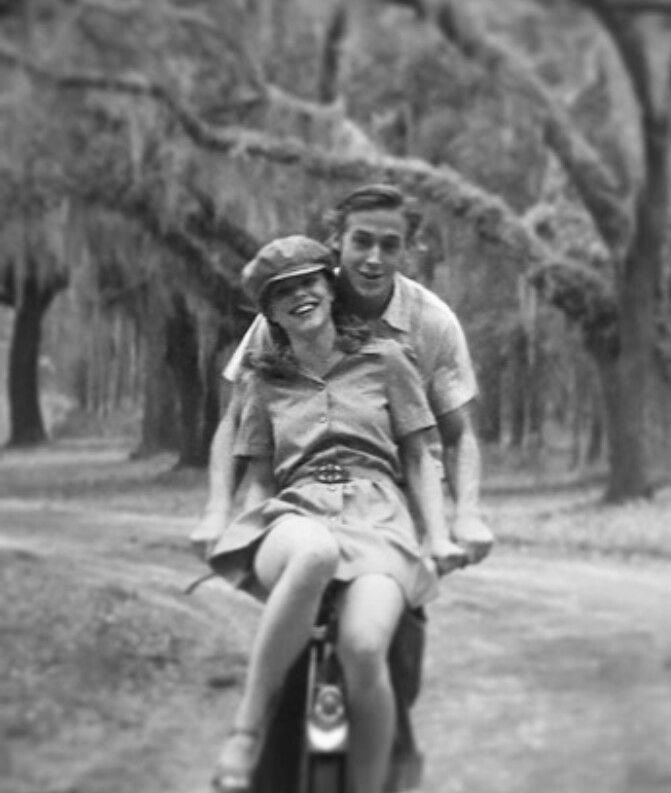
top-left (429, 536), bottom-right (468, 577)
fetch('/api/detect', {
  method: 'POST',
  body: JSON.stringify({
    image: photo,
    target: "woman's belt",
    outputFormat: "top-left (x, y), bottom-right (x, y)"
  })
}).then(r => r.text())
top-left (287, 462), bottom-right (396, 488)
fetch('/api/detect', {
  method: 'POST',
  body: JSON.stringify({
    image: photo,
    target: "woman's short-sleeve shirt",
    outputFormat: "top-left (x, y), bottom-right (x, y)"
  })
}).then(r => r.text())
top-left (234, 338), bottom-right (435, 488)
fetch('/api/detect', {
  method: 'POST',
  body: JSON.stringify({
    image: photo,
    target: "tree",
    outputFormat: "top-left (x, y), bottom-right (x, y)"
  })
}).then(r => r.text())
top-left (0, 1), bottom-right (550, 462)
top-left (479, 0), bottom-right (671, 500)
top-left (0, 0), bottom-right (259, 457)
top-left (4, 0), bottom-right (668, 498)
top-left (0, 254), bottom-right (68, 445)
top-left (0, 104), bottom-right (71, 446)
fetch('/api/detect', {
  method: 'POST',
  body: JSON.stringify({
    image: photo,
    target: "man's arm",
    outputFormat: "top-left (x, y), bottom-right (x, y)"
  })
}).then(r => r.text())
top-left (191, 315), bottom-right (270, 557)
top-left (189, 382), bottom-right (245, 558)
top-left (400, 428), bottom-right (467, 575)
top-left (436, 403), bottom-right (493, 563)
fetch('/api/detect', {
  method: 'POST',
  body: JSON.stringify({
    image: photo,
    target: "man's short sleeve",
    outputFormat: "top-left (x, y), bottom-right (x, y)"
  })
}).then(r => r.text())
top-left (384, 342), bottom-right (437, 440)
top-left (223, 315), bottom-right (270, 383)
top-left (427, 310), bottom-right (478, 417)
top-left (233, 379), bottom-right (274, 458)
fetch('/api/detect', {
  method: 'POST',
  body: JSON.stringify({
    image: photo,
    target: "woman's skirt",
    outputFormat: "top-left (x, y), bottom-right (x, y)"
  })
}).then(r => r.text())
top-left (208, 475), bottom-right (439, 609)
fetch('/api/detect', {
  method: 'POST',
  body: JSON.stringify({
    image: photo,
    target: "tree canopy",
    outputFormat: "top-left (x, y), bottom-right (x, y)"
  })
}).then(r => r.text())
top-left (1, 0), bottom-right (670, 497)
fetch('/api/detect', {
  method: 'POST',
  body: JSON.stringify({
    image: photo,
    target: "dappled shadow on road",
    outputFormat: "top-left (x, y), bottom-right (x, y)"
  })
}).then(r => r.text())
top-left (0, 438), bottom-right (206, 516)
top-left (0, 502), bottom-right (259, 793)
top-left (419, 554), bottom-right (671, 793)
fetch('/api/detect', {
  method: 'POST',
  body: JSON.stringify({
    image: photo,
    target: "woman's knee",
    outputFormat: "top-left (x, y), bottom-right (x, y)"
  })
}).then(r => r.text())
top-left (337, 575), bottom-right (405, 688)
top-left (287, 537), bottom-right (339, 586)
top-left (255, 518), bottom-right (339, 590)
top-left (338, 628), bottom-right (389, 688)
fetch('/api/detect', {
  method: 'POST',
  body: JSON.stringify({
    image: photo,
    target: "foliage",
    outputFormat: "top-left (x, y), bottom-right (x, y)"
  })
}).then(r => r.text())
top-left (1, 0), bottom-right (669, 492)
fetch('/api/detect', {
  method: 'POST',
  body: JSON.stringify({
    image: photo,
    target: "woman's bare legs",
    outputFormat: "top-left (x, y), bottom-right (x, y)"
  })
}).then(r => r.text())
top-left (337, 574), bottom-right (405, 793)
top-left (216, 518), bottom-right (339, 784)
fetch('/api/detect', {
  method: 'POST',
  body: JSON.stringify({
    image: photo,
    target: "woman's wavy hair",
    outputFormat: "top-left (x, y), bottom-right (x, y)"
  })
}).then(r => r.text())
top-left (242, 273), bottom-right (372, 380)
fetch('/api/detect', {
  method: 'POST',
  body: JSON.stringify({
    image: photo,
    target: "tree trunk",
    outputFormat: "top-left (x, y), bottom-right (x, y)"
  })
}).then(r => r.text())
top-left (602, 116), bottom-right (669, 501)
top-left (585, 369), bottom-right (604, 464)
top-left (508, 326), bottom-right (527, 448)
top-left (527, 342), bottom-right (545, 446)
top-left (166, 296), bottom-right (207, 468)
top-left (134, 289), bottom-right (179, 458)
top-left (477, 350), bottom-right (503, 443)
top-left (586, 408), bottom-right (603, 464)
top-left (7, 271), bottom-right (64, 447)
top-left (203, 355), bottom-right (223, 457)
top-left (318, 5), bottom-right (347, 103)
top-left (136, 356), bottom-right (178, 457)
top-left (596, 353), bottom-right (652, 501)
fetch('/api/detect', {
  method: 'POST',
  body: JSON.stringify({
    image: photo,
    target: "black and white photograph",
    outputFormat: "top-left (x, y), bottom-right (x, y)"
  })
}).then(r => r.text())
top-left (1, 2), bottom-right (671, 793)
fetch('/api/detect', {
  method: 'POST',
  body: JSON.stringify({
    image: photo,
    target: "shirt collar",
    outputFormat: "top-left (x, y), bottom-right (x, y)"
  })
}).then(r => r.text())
top-left (380, 274), bottom-right (411, 333)
top-left (333, 269), bottom-right (411, 333)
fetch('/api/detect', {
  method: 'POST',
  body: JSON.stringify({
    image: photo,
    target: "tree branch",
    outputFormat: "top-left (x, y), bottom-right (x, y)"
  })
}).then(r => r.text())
top-left (608, 1), bottom-right (671, 13)
top-left (431, 1), bottom-right (632, 259)
top-left (0, 37), bottom-right (556, 274)
top-left (0, 33), bottom-right (624, 338)
top-left (528, 260), bottom-right (620, 356)
top-left (184, 185), bottom-right (260, 261)
top-left (74, 0), bottom-right (225, 32)
top-left (75, 0), bottom-right (142, 14)
top-left (576, 0), bottom-right (657, 120)
top-left (318, 3), bottom-right (347, 103)
top-left (69, 162), bottom-right (240, 310)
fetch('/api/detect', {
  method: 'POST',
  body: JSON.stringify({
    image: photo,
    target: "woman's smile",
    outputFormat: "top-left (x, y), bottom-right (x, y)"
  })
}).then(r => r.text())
top-left (268, 273), bottom-right (334, 333)
top-left (289, 299), bottom-right (320, 317)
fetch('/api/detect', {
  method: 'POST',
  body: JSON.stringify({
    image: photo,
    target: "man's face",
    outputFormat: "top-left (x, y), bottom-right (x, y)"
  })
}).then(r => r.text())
top-left (337, 208), bottom-right (407, 310)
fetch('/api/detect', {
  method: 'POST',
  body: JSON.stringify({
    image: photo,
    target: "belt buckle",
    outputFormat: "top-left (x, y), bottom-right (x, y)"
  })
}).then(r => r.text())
top-left (315, 463), bottom-right (349, 484)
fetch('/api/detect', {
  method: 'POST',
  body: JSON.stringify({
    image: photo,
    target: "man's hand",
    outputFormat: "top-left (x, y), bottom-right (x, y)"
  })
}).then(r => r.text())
top-left (429, 536), bottom-right (468, 577)
top-left (190, 507), bottom-right (227, 561)
top-left (451, 514), bottom-right (494, 565)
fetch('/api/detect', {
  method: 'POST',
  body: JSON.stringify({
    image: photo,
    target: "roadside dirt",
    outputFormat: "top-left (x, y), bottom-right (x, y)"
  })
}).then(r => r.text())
top-left (1, 443), bottom-right (671, 793)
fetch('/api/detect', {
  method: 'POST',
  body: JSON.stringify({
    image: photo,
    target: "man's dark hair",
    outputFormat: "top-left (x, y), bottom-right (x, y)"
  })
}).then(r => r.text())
top-left (325, 183), bottom-right (423, 244)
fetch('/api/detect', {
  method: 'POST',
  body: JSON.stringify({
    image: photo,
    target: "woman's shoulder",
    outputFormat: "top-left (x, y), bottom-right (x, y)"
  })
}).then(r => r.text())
top-left (360, 336), bottom-right (420, 371)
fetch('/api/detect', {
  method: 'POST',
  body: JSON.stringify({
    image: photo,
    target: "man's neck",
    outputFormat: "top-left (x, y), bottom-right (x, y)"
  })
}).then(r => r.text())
top-left (336, 276), bottom-right (394, 320)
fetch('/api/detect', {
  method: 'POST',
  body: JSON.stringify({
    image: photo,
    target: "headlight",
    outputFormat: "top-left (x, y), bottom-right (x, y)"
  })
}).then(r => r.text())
top-left (306, 683), bottom-right (348, 753)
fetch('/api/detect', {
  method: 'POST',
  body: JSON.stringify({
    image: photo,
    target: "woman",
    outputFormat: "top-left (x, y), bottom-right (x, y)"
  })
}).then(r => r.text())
top-left (210, 235), bottom-right (465, 793)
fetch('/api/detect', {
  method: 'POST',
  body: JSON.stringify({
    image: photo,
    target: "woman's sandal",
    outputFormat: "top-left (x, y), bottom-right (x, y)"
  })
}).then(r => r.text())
top-left (211, 728), bottom-right (263, 793)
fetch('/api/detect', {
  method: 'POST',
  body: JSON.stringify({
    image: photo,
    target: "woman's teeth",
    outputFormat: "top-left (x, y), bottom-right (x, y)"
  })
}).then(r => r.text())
top-left (292, 303), bottom-right (316, 316)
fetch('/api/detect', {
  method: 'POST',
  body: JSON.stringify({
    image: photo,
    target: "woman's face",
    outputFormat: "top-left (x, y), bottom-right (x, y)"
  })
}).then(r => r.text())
top-left (267, 272), bottom-right (334, 337)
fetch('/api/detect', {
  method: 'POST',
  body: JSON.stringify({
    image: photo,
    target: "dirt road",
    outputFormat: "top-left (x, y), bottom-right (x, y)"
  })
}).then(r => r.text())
top-left (2, 497), bottom-right (671, 793)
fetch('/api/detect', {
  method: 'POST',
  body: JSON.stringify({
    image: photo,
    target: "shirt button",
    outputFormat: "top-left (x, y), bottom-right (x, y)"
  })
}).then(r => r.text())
top-left (318, 383), bottom-right (326, 391)
top-left (319, 415), bottom-right (328, 423)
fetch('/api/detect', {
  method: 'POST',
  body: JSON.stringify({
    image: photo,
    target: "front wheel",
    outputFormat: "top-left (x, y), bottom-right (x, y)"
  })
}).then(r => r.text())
top-left (307, 754), bottom-right (347, 793)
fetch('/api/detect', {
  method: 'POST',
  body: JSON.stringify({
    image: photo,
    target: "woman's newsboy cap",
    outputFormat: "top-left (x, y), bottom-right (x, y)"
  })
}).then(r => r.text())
top-left (242, 235), bottom-right (334, 308)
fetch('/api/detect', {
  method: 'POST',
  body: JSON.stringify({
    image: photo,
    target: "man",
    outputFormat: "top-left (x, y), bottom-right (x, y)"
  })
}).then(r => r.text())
top-left (193, 183), bottom-right (492, 790)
